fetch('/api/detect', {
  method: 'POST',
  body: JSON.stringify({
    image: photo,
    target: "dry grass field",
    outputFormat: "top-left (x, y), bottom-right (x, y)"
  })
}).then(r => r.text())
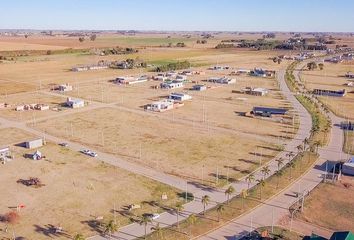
top-left (34, 107), bottom-right (280, 183)
top-left (0, 128), bottom-right (182, 239)
top-left (301, 62), bottom-right (354, 119)
top-left (299, 176), bottom-right (354, 232)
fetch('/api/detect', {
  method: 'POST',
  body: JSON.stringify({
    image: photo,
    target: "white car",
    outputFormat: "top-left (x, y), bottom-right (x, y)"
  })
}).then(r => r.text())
top-left (81, 149), bottom-right (98, 157)
top-left (145, 213), bottom-right (160, 220)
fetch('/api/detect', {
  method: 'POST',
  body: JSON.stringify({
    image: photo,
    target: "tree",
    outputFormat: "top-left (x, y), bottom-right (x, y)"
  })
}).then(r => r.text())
top-left (225, 186), bottom-right (235, 204)
top-left (216, 204), bottom-right (225, 222)
top-left (314, 140), bottom-right (321, 154)
top-left (303, 137), bottom-right (309, 150)
top-left (103, 219), bottom-right (118, 239)
top-left (245, 173), bottom-right (255, 190)
top-left (288, 161), bottom-right (296, 179)
top-left (256, 179), bottom-right (266, 199)
top-left (296, 144), bottom-right (304, 156)
top-left (90, 34), bottom-right (97, 41)
top-left (261, 166), bottom-right (271, 180)
top-left (318, 63), bottom-right (324, 70)
top-left (73, 233), bottom-right (85, 240)
top-left (174, 202), bottom-right (184, 229)
top-left (241, 189), bottom-right (248, 209)
top-left (275, 170), bottom-right (283, 189)
top-left (186, 214), bottom-right (197, 236)
top-left (307, 62), bottom-right (317, 71)
top-left (275, 158), bottom-right (284, 171)
top-left (139, 215), bottom-right (152, 240)
top-left (286, 151), bottom-right (295, 162)
top-left (151, 223), bottom-right (163, 240)
top-left (201, 195), bottom-right (210, 215)
top-left (78, 37), bottom-right (85, 42)
top-left (277, 58), bottom-right (282, 64)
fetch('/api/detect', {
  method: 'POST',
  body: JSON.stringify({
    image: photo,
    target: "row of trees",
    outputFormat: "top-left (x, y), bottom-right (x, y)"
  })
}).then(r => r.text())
top-left (78, 34), bottom-right (97, 42)
top-left (154, 60), bottom-right (191, 72)
top-left (306, 61), bottom-right (324, 71)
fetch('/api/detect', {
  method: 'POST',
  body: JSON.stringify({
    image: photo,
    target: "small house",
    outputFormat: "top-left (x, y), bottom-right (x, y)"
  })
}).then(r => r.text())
top-left (66, 97), bottom-right (85, 108)
top-left (146, 100), bottom-right (174, 112)
top-left (168, 93), bottom-right (192, 102)
top-left (32, 150), bottom-right (42, 160)
top-left (115, 76), bottom-right (148, 85)
top-left (345, 72), bottom-right (354, 79)
top-left (15, 105), bottom-right (25, 111)
top-left (160, 81), bottom-right (184, 89)
top-left (25, 138), bottom-right (43, 149)
top-left (176, 75), bottom-right (188, 81)
top-left (252, 107), bottom-right (288, 117)
top-left (250, 68), bottom-right (275, 78)
top-left (192, 84), bottom-right (207, 91)
top-left (342, 157), bottom-right (354, 176)
top-left (313, 89), bottom-right (346, 97)
top-left (207, 77), bottom-right (236, 84)
top-left (242, 87), bottom-right (269, 96)
top-left (0, 147), bottom-right (11, 163)
top-left (34, 104), bottom-right (49, 111)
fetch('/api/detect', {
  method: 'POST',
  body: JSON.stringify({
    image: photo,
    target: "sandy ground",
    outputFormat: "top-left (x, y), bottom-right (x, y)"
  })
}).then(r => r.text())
top-left (301, 62), bottom-right (354, 119)
top-left (0, 128), bottom-right (181, 239)
top-left (34, 107), bottom-right (280, 183)
top-left (299, 176), bottom-right (354, 233)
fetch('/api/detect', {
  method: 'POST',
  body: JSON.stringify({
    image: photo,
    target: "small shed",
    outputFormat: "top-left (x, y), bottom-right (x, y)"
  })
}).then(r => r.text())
top-left (32, 150), bottom-right (42, 160)
top-left (192, 84), bottom-right (207, 91)
top-left (25, 138), bottom-right (43, 149)
top-left (342, 157), bottom-right (354, 176)
top-left (252, 107), bottom-right (288, 117)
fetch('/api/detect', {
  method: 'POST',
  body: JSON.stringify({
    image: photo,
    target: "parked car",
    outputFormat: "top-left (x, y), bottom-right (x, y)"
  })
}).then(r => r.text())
top-left (80, 149), bottom-right (98, 157)
top-left (144, 213), bottom-right (160, 220)
top-left (59, 142), bottom-right (68, 147)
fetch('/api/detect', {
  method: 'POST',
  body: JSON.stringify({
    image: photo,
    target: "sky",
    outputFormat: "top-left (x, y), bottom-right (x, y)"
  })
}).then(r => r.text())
top-left (1, 0), bottom-right (354, 32)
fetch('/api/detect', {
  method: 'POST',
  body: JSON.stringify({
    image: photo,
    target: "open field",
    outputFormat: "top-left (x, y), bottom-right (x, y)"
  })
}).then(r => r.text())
top-left (301, 62), bottom-right (354, 119)
top-left (299, 176), bottom-right (354, 233)
top-left (0, 128), bottom-right (182, 239)
top-left (34, 107), bottom-right (280, 183)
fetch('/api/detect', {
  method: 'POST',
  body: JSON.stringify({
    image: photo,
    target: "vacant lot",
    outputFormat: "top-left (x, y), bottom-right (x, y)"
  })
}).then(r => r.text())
top-left (301, 62), bottom-right (354, 119)
top-left (0, 128), bottom-right (181, 239)
top-left (34, 107), bottom-right (279, 183)
top-left (299, 176), bottom-right (354, 232)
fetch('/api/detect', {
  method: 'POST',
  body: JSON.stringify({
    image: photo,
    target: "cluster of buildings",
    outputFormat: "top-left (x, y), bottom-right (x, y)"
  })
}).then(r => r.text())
top-left (240, 87), bottom-right (269, 96)
top-left (313, 89), bottom-right (346, 97)
top-left (145, 92), bottom-right (192, 112)
top-left (324, 53), bottom-right (354, 63)
top-left (15, 103), bottom-right (50, 111)
top-left (72, 63), bottom-right (109, 72)
top-left (114, 75), bottom-right (148, 85)
top-left (206, 77), bottom-right (236, 84)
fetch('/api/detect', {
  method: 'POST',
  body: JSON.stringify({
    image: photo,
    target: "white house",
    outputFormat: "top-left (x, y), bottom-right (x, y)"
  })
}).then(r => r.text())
top-left (168, 93), bottom-right (192, 102)
top-left (25, 138), bottom-right (43, 149)
top-left (242, 87), bottom-right (269, 96)
top-left (176, 75), bottom-right (187, 81)
top-left (0, 147), bottom-right (11, 162)
top-left (146, 100), bottom-right (174, 112)
top-left (160, 81), bottom-right (184, 89)
top-left (114, 75), bottom-right (148, 85)
top-left (207, 77), bottom-right (236, 84)
top-left (32, 150), bottom-right (42, 160)
top-left (66, 97), bottom-right (85, 108)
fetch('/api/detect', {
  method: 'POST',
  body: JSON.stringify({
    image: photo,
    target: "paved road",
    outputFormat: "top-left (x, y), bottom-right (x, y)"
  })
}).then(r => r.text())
top-left (199, 64), bottom-right (347, 240)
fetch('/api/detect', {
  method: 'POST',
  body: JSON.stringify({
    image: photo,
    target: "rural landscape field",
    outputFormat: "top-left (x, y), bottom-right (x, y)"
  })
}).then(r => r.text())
top-left (0, 1), bottom-right (353, 240)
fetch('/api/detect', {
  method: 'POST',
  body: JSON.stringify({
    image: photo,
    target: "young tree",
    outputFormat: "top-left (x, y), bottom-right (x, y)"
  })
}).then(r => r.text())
top-left (245, 173), bottom-right (255, 190)
top-left (78, 37), bottom-right (85, 42)
top-left (261, 166), bottom-right (271, 180)
top-left (73, 233), bottom-right (85, 240)
top-left (103, 219), bottom-right (118, 239)
top-left (256, 179), bottom-right (266, 199)
top-left (314, 140), bottom-right (321, 154)
top-left (216, 204), bottom-right (225, 222)
top-left (241, 189), bottom-right (248, 209)
top-left (318, 63), bottom-right (324, 70)
top-left (201, 195), bottom-right (210, 215)
top-left (275, 170), bottom-right (283, 189)
top-left (286, 151), bottom-right (295, 162)
top-left (275, 158), bottom-right (284, 171)
top-left (288, 161), bottom-right (296, 179)
top-left (224, 186), bottom-right (235, 204)
top-left (139, 215), bottom-right (152, 240)
top-left (174, 202), bottom-right (184, 229)
top-left (186, 214), bottom-right (197, 236)
top-left (151, 223), bottom-right (163, 240)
